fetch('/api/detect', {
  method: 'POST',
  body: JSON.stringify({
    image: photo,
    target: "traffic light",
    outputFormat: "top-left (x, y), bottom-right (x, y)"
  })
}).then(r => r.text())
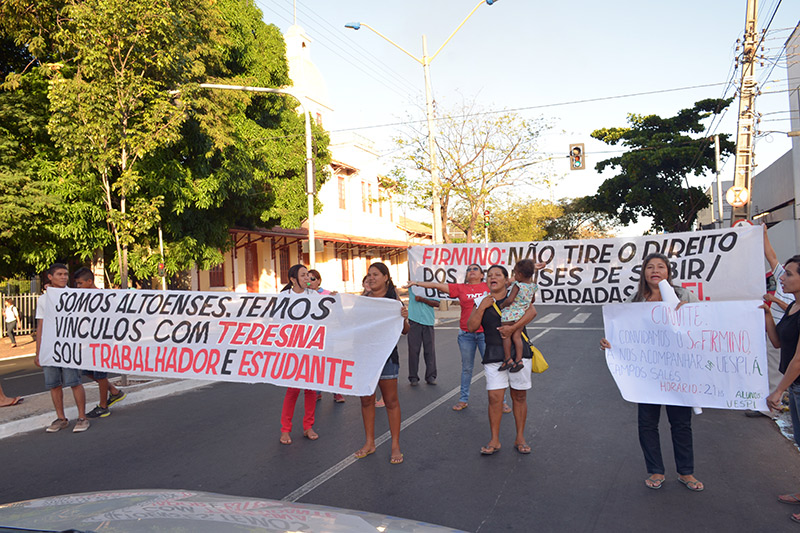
top-left (569, 143), bottom-right (585, 171)
top-left (483, 209), bottom-right (490, 227)
top-left (157, 262), bottom-right (166, 277)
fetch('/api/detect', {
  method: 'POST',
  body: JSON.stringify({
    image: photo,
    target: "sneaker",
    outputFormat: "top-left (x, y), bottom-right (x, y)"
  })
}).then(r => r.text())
top-left (426, 378), bottom-right (437, 385)
top-left (333, 394), bottom-right (346, 403)
top-left (410, 379), bottom-right (419, 387)
top-left (46, 418), bottom-right (69, 433)
top-left (107, 389), bottom-right (126, 407)
top-left (86, 405), bottom-right (110, 419)
top-left (73, 418), bottom-right (90, 433)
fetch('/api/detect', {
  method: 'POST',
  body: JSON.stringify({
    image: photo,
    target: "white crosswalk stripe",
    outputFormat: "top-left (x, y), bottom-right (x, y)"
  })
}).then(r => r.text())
top-left (569, 313), bottom-right (591, 324)
top-left (537, 313), bottom-right (561, 324)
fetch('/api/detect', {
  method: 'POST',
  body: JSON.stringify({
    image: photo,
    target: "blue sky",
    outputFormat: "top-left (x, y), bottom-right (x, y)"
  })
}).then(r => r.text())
top-left (258, 0), bottom-right (798, 232)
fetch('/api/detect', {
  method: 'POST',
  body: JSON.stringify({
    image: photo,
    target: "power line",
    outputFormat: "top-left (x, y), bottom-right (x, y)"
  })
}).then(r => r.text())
top-left (333, 81), bottom-right (740, 134)
top-left (255, 0), bottom-right (418, 103)
top-left (290, 0), bottom-right (422, 97)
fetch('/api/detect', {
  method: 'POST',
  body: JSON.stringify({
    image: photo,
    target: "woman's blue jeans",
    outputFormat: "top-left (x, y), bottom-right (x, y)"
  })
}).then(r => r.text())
top-left (457, 331), bottom-right (485, 403)
top-left (788, 383), bottom-right (800, 447)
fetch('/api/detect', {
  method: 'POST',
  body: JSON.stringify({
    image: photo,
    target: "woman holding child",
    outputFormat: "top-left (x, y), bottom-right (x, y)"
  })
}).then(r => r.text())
top-left (467, 264), bottom-right (537, 455)
top-left (408, 264), bottom-right (507, 412)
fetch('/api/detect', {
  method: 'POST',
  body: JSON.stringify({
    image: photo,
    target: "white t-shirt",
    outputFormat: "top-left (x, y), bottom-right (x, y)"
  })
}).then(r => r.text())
top-left (35, 293), bottom-right (47, 320)
top-left (284, 287), bottom-right (314, 297)
top-left (4, 305), bottom-right (19, 323)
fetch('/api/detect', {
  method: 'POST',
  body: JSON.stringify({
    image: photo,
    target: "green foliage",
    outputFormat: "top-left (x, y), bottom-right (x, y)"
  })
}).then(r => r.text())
top-left (486, 200), bottom-right (563, 243)
top-left (587, 98), bottom-right (735, 233)
top-left (544, 198), bottom-right (615, 240)
top-left (0, 0), bottom-right (329, 283)
top-left (0, 71), bottom-right (70, 276)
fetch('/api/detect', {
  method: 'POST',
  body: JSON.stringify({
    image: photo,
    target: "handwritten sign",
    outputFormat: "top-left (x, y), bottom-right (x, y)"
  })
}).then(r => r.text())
top-left (38, 289), bottom-right (403, 396)
top-left (602, 301), bottom-right (769, 410)
top-left (408, 226), bottom-right (764, 304)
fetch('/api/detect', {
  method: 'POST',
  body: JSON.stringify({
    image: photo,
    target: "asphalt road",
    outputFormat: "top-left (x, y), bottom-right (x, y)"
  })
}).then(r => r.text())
top-left (1, 304), bottom-right (799, 532)
top-left (0, 345), bottom-right (124, 398)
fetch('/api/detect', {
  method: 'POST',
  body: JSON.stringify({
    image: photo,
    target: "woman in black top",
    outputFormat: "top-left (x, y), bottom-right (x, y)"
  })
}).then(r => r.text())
top-left (764, 256), bottom-right (800, 516)
top-left (467, 265), bottom-right (537, 455)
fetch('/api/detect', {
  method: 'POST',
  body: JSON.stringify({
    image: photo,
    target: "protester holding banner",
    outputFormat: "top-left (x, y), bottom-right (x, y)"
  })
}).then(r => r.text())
top-left (354, 262), bottom-right (409, 465)
top-left (757, 225), bottom-right (795, 419)
top-left (466, 265), bottom-right (536, 456)
top-left (408, 265), bottom-right (509, 412)
top-left (763, 256), bottom-right (800, 514)
top-left (35, 263), bottom-right (90, 433)
top-left (765, 256), bottom-right (800, 437)
top-left (600, 253), bottom-right (703, 492)
top-left (73, 267), bottom-right (126, 419)
top-left (279, 264), bottom-right (320, 445)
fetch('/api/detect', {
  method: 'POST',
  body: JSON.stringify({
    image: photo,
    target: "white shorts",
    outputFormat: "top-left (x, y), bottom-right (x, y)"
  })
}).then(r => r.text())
top-left (485, 360), bottom-right (532, 391)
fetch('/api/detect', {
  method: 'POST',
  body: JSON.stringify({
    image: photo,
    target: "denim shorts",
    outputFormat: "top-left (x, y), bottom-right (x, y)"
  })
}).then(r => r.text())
top-left (44, 366), bottom-right (82, 389)
top-left (380, 359), bottom-right (399, 380)
top-left (82, 370), bottom-right (109, 380)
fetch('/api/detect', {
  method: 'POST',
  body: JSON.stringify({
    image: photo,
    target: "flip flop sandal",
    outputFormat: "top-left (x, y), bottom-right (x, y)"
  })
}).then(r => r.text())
top-left (779, 493), bottom-right (800, 505)
top-left (480, 445), bottom-right (501, 455)
top-left (678, 478), bottom-right (704, 492)
top-left (645, 476), bottom-right (665, 490)
top-left (791, 513), bottom-right (800, 524)
top-left (514, 443), bottom-right (531, 454)
top-left (390, 454), bottom-right (404, 464)
top-left (354, 448), bottom-right (375, 459)
top-left (509, 361), bottom-right (524, 373)
top-left (452, 402), bottom-right (468, 411)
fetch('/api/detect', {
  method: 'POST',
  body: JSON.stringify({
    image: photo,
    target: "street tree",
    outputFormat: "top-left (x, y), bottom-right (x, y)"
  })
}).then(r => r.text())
top-left (128, 0), bottom-right (330, 279)
top-left (43, 0), bottom-right (223, 288)
top-left (587, 98), bottom-right (735, 233)
top-left (0, 0), bottom-right (329, 283)
top-left (543, 198), bottom-right (615, 240)
top-left (394, 99), bottom-right (550, 242)
top-left (478, 199), bottom-right (562, 243)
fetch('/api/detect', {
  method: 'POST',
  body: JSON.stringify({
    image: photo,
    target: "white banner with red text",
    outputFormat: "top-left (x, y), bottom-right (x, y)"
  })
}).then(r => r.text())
top-left (38, 289), bottom-right (404, 396)
top-left (407, 226), bottom-right (764, 304)
top-left (602, 300), bottom-right (769, 410)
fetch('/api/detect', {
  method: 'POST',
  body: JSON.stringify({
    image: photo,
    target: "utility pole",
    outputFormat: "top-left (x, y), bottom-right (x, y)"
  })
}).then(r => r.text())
top-left (714, 134), bottom-right (723, 227)
top-left (422, 35), bottom-right (444, 245)
top-left (729, 0), bottom-right (759, 225)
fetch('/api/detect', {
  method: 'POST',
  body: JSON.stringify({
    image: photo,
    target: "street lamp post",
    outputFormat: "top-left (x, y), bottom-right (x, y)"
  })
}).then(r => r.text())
top-left (346, 0), bottom-right (498, 245)
top-left (192, 83), bottom-right (317, 268)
